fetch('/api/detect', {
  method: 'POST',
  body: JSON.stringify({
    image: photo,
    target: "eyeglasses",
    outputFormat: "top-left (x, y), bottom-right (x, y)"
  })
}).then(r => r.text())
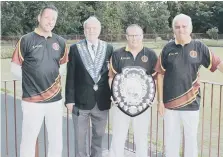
top-left (127, 34), bottom-right (142, 39)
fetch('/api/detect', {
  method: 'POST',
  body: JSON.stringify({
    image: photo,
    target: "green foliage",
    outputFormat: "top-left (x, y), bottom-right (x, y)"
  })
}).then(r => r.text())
top-left (167, 1), bottom-right (181, 28)
top-left (179, 1), bottom-right (214, 33)
top-left (207, 1), bottom-right (223, 33)
top-left (166, 1), bottom-right (223, 33)
top-left (1, 1), bottom-right (223, 36)
top-left (120, 2), bottom-right (170, 34)
top-left (206, 27), bottom-right (219, 39)
top-left (53, 2), bottom-right (81, 34)
top-left (96, 2), bottom-right (123, 40)
top-left (1, 1), bottom-right (25, 35)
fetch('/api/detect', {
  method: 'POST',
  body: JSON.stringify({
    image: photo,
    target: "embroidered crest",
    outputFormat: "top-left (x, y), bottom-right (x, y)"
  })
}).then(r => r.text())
top-left (141, 55), bottom-right (148, 62)
top-left (52, 43), bottom-right (60, 51)
top-left (190, 50), bottom-right (197, 58)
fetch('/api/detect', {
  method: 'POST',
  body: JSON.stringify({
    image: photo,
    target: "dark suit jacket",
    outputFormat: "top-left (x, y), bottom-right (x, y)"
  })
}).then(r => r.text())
top-left (65, 40), bottom-right (113, 110)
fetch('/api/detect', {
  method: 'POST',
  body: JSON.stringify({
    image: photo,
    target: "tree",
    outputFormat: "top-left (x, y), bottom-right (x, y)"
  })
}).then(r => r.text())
top-left (180, 1), bottom-right (214, 33)
top-left (206, 1), bottom-right (223, 33)
top-left (1, 1), bottom-right (26, 35)
top-left (53, 1), bottom-right (81, 35)
top-left (95, 2), bottom-right (123, 41)
top-left (206, 27), bottom-right (219, 39)
top-left (167, 1), bottom-right (181, 28)
top-left (1, 1), bottom-right (223, 36)
top-left (120, 2), bottom-right (170, 34)
top-left (73, 1), bottom-right (98, 34)
top-left (167, 1), bottom-right (223, 33)
top-left (21, 1), bottom-right (49, 34)
top-left (145, 1), bottom-right (170, 34)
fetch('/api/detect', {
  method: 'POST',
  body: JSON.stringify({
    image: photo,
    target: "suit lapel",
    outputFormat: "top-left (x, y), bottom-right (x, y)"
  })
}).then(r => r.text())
top-left (76, 40), bottom-right (107, 83)
top-left (94, 40), bottom-right (107, 81)
top-left (77, 40), bottom-right (96, 82)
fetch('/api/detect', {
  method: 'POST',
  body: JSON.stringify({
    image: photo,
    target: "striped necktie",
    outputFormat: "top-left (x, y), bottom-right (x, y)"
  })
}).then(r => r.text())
top-left (91, 44), bottom-right (96, 55)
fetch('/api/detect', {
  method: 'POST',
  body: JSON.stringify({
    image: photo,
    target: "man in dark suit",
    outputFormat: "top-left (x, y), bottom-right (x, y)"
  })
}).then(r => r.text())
top-left (65, 16), bottom-right (113, 157)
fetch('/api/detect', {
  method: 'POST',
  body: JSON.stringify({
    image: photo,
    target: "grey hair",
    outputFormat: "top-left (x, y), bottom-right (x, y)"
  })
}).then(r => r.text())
top-left (126, 24), bottom-right (143, 34)
top-left (83, 16), bottom-right (101, 28)
top-left (172, 14), bottom-right (193, 32)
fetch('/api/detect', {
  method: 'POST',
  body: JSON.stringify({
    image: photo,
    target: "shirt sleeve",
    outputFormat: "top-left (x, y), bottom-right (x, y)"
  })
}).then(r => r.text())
top-left (201, 43), bottom-right (222, 72)
top-left (154, 47), bottom-right (167, 75)
top-left (108, 57), bottom-right (115, 78)
top-left (150, 50), bottom-right (158, 77)
top-left (60, 43), bottom-right (69, 65)
top-left (11, 37), bottom-right (25, 66)
top-left (109, 52), bottom-right (119, 75)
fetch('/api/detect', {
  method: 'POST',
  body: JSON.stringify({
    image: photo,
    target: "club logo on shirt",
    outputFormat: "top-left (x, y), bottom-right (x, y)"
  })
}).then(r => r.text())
top-left (52, 43), bottom-right (60, 51)
top-left (141, 55), bottom-right (148, 62)
top-left (190, 50), bottom-right (198, 58)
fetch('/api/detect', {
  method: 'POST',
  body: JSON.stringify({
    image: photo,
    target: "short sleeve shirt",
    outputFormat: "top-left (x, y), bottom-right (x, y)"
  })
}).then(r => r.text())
top-left (11, 29), bottom-right (68, 103)
top-left (155, 39), bottom-right (222, 110)
top-left (109, 46), bottom-right (158, 77)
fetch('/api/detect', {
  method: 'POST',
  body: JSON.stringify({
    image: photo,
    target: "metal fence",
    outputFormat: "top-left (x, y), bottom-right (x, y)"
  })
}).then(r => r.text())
top-left (1, 80), bottom-right (223, 157)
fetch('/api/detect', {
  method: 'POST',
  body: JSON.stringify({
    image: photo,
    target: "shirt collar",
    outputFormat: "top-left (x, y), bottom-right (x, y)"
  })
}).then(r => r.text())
top-left (125, 45), bottom-right (129, 52)
top-left (125, 45), bottom-right (144, 53)
top-left (175, 37), bottom-right (192, 46)
top-left (86, 39), bottom-right (99, 48)
top-left (34, 28), bottom-right (52, 38)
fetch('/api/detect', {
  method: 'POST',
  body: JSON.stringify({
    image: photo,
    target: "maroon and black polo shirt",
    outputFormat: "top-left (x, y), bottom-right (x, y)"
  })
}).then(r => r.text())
top-left (109, 46), bottom-right (158, 77)
top-left (155, 39), bottom-right (222, 111)
top-left (11, 28), bottom-right (68, 103)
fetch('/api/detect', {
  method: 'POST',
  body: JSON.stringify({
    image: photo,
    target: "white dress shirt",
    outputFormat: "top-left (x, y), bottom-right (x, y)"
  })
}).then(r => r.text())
top-left (87, 40), bottom-right (98, 62)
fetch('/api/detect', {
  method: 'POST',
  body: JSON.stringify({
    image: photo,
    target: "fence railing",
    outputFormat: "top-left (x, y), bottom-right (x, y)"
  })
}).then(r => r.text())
top-left (1, 80), bottom-right (222, 157)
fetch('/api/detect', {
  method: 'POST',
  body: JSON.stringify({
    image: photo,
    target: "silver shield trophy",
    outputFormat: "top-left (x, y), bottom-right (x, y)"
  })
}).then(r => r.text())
top-left (112, 66), bottom-right (156, 117)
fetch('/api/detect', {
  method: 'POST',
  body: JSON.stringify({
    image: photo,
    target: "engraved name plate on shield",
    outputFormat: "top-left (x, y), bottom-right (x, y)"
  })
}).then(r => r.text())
top-left (112, 66), bottom-right (156, 117)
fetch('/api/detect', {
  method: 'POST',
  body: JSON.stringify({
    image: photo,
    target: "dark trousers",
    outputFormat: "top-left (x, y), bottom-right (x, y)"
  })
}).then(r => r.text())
top-left (72, 104), bottom-right (108, 157)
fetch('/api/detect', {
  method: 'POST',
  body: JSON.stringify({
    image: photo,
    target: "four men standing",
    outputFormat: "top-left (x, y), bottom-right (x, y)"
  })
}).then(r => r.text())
top-left (10, 4), bottom-right (223, 157)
